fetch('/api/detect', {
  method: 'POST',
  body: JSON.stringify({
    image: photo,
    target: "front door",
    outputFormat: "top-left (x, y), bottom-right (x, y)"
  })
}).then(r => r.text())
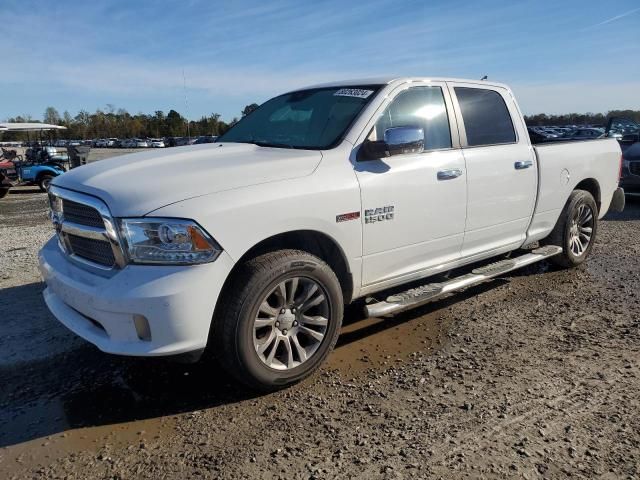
top-left (354, 83), bottom-right (467, 287)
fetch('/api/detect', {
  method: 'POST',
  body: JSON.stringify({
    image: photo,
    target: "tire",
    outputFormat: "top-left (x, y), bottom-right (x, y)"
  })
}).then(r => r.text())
top-left (0, 187), bottom-right (9, 199)
top-left (542, 189), bottom-right (598, 268)
top-left (213, 249), bottom-right (343, 391)
top-left (38, 174), bottom-right (54, 192)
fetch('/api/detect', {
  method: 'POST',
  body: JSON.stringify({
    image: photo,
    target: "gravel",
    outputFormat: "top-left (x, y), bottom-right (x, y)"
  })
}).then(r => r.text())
top-left (1, 190), bottom-right (638, 479)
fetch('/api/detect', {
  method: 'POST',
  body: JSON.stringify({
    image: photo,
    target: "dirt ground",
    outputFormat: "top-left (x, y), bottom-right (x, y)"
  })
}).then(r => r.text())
top-left (0, 180), bottom-right (639, 479)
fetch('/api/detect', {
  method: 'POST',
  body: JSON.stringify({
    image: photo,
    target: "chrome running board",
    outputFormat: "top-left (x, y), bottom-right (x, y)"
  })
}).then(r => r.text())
top-left (364, 246), bottom-right (562, 318)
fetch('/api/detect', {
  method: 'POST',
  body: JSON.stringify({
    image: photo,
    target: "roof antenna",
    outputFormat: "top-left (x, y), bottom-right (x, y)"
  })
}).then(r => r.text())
top-left (480, 75), bottom-right (488, 81)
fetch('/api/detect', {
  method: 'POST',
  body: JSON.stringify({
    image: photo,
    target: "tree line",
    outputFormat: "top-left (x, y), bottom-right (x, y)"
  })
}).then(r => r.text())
top-left (2, 103), bottom-right (260, 141)
top-left (524, 110), bottom-right (640, 126)
top-left (2, 105), bottom-right (638, 141)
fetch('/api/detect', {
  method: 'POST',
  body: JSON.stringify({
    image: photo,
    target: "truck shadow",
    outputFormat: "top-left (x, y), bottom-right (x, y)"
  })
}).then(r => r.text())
top-left (603, 194), bottom-right (640, 222)
top-left (0, 278), bottom-right (504, 448)
top-left (8, 187), bottom-right (43, 195)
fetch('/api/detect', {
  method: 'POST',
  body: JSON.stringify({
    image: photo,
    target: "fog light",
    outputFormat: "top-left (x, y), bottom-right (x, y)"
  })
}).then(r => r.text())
top-left (133, 314), bottom-right (151, 341)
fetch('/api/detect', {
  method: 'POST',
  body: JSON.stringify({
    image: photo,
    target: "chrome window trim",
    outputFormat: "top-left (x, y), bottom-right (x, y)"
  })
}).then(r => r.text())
top-left (49, 185), bottom-right (127, 271)
top-left (351, 80), bottom-right (462, 157)
top-left (446, 82), bottom-right (522, 148)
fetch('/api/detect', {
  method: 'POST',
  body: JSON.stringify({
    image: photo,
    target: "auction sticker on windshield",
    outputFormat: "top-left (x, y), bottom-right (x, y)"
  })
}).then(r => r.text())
top-left (333, 88), bottom-right (374, 99)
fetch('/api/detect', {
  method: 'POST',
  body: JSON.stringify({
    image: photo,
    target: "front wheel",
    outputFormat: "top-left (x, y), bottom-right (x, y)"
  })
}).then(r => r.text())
top-left (38, 174), bottom-right (54, 192)
top-left (542, 189), bottom-right (598, 268)
top-left (213, 250), bottom-right (343, 391)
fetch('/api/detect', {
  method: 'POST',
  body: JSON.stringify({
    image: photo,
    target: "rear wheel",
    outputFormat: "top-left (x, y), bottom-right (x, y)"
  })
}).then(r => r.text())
top-left (542, 190), bottom-right (598, 267)
top-left (213, 250), bottom-right (343, 391)
top-left (38, 174), bottom-right (54, 192)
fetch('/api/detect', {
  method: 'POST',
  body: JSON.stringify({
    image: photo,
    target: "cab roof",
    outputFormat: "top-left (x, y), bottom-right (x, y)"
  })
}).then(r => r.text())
top-left (299, 77), bottom-right (510, 91)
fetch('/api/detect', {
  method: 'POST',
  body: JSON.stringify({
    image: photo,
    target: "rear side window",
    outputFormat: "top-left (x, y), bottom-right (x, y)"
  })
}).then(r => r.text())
top-left (454, 87), bottom-right (516, 146)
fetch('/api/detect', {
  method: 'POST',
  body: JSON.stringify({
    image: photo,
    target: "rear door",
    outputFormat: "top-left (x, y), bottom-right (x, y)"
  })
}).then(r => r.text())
top-left (354, 82), bottom-right (467, 287)
top-left (448, 82), bottom-right (537, 257)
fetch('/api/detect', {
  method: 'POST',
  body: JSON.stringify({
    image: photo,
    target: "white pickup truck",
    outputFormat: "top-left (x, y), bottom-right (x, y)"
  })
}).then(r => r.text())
top-left (39, 77), bottom-right (625, 389)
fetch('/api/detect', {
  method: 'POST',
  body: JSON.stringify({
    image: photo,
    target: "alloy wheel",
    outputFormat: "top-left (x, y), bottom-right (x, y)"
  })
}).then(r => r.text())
top-left (569, 203), bottom-right (594, 256)
top-left (253, 276), bottom-right (330, 370)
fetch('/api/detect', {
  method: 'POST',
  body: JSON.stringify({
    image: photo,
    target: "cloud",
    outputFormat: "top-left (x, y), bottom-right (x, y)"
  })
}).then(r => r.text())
top-left (585, 7), bottom-right (640, 29)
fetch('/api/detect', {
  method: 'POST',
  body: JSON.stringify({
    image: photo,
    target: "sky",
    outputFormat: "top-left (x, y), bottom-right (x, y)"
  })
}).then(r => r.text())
top-left (1, 0), bottom-right (639, 122)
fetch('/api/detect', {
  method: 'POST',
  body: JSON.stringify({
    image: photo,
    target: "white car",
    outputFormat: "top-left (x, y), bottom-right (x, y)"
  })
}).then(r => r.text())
top-left (150, 139), bottom-right (165, 148)
top-left (40, 77), bottom-right (624, 390)
top-left (135, 139), bottom-right (150, 148)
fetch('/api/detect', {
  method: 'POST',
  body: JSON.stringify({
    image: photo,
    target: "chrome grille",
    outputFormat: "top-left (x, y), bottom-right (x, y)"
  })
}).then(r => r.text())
top-left (49, 185), bottom-right (126, 271)
top-left (630, 162), bottom-right (640, 176)
top-left (62, 199), bottom-right (104, 228)
top-left (67, 234), bottom-right (116, 267)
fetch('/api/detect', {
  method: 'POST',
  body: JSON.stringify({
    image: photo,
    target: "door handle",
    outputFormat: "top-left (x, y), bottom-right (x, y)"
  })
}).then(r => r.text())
top-left (437, 168), bottom-right (463, 180)
top-left (514, 160), bottom-right (533, 170)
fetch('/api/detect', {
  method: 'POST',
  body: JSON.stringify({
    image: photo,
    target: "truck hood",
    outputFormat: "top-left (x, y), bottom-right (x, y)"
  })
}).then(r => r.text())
top-left (53, 143), bottom-right (322, 216)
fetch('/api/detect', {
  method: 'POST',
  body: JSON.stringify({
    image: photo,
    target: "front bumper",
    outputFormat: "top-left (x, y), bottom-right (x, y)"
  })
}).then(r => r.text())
top-left (620, 163), bottom-right (640, 194)
top-left (38, 236), bottom-right (235, 357)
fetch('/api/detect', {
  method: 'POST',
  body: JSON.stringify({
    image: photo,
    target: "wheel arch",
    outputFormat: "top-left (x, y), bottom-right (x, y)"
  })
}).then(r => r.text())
top-left (573, 178), bottom-right (601, 212)
top-left (35, 168), bottom-right (59, 182)
top-left (227, 230), bottom-right (354, 304)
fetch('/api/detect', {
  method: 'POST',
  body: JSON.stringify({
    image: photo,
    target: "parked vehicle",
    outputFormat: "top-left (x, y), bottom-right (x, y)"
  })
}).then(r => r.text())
top-left (527, 127), bottom-right (556, 143)
top-left (173, 137), bottom-right (191, 146)
top-left (194, 135), bottom-right (218, 144)
top-left (150, 139), bottom-right (166, 148)
top-left (620, 142), bottom-right (640, 195)
top-left (564, 128), bottom-right (604, 139)
top-left (16, 161), bottom-right (66, 191)
top-left (0, 123), bottom-right (69, 195)
top-left (107, 138), bottom-right (119, 147)
top-left (40, 77), bottom-right (624, 390)
top-left (136, 139), bottom-right (150, 148)
top-left (0, 172), bottom-right (10, 198)
top-left (0, 159), bottom-right (16, 198)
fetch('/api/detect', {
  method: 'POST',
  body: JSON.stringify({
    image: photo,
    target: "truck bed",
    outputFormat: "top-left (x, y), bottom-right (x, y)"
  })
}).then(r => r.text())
top-left (526, 138), bottom-right (621, 243)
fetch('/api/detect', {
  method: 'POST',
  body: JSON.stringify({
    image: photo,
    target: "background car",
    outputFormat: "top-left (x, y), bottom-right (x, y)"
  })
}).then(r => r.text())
top-left (563, 128), bottom-right (604, 139)
top-left (193, 135), bottom-right (218, 144)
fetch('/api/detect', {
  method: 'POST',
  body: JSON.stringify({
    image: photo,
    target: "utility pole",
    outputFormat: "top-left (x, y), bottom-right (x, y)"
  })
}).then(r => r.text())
top-left (183, 69), bottom-right (191, 140)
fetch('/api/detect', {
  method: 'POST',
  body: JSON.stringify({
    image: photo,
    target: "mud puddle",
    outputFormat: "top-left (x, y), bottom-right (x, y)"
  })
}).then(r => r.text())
top-left (329, 302), bottom-right (447, 374)
top-left (0, 299), bottom-right (450, 475)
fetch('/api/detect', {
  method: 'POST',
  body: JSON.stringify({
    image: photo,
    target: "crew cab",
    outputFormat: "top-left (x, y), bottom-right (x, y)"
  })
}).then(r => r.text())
top-left (39, 77), bottom-right (625, 390)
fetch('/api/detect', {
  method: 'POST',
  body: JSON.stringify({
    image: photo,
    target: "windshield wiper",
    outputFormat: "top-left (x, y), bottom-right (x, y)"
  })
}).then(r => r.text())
top-left (251, 140), bottom-right (295, 149)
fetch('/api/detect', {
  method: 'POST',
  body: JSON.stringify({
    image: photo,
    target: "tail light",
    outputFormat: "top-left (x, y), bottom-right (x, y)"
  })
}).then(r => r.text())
top-left (619, 154), bottom-right (623, 181)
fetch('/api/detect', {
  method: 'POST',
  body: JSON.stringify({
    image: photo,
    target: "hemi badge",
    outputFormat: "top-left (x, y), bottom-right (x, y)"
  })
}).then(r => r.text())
top-left (336, 211), bottom-right (360, 223)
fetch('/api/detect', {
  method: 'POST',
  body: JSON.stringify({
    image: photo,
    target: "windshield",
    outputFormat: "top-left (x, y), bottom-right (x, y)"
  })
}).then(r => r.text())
top-left (218, 85), bottom-right (382, 149)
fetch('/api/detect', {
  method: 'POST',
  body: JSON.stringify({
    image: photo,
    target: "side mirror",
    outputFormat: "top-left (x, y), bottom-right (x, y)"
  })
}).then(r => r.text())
top-left (384, 126), bottom-right (424, 156)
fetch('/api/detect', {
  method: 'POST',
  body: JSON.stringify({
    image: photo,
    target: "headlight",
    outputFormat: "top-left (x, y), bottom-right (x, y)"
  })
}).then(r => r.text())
top-left (119, 218), bottom-right (221, 265)
top-left (48, 192), bottom-right (63, 223)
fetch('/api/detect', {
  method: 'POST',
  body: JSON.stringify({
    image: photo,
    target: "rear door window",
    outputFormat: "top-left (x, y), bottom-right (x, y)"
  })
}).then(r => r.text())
top-left (454, 87), bottom-right (516, 147)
